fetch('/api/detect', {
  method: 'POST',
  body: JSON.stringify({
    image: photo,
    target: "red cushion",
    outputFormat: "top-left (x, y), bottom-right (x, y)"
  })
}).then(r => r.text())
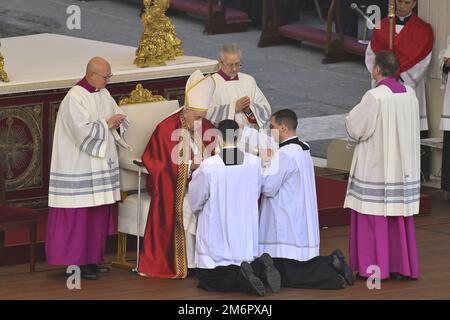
top-left (171, 0), bottom-right (208, 16)
top-left (344, 36), bottom-right (368, 56)
top-left (279, 24), bottom-right (368, 57)
top-left (170, 0), bottom-right (250, 22)
top-left (0, 205), bottom-right (38, 223)
top-left (225, 9), bottom-right (250, 22)
top-left (279, 24), bottom-right (328, 45)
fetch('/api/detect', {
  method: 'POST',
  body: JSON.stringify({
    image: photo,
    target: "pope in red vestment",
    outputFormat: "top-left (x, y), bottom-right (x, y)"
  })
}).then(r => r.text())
top-left (138, 70), bottom-right (217, 279)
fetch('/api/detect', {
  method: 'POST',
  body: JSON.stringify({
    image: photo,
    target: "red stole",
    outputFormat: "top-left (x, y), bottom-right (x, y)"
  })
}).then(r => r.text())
top-left (244, 110), bottom-right (257, 124)
top-left (371, 14), bottom-right (433, 76)
top-left (138, 110), bottom-right (216, 279)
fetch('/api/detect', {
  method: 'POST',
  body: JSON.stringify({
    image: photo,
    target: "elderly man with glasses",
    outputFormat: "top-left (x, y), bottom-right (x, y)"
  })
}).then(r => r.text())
top-left (207, 43), bottom-right (271, 131)
top-left (47, 56), bottom-right (127, 280)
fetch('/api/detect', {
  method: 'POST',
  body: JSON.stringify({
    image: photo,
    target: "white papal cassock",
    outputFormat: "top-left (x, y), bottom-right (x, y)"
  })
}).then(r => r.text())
top-left (259, 139), bottom-right (320, 261)
top-left (189, 152), bottom-right (262, 269)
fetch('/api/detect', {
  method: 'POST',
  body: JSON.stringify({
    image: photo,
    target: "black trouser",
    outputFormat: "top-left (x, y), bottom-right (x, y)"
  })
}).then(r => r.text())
top-left (442, 131), bottom-right (450, 192)
top-left (421, 131), bottom-right (431, 181)
top-left (251, 256), bottom-right (344, 290)
top-left (196, 265), bottom-right (252, 294)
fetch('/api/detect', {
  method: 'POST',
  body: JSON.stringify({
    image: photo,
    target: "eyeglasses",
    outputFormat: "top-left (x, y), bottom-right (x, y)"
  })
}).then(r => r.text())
top-left (221, 61), bottom-right (242, 69)
top-left (94, 72), bottom-right (113, 81)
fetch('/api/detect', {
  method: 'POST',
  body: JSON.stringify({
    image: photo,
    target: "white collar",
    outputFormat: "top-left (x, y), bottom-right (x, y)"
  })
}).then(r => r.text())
top-left (280, 136), bottom-right (298, 144)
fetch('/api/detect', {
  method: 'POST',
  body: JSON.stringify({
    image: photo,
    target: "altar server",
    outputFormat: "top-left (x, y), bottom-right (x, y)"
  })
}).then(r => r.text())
top-left (258, 109), bottom-right (353, 289)
top-left (190, 119), bottom-right (281, 296)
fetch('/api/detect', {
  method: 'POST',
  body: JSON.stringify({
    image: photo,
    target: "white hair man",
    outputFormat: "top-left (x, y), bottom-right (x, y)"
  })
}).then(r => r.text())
top-left (207, 43), bottom-right (271, 130)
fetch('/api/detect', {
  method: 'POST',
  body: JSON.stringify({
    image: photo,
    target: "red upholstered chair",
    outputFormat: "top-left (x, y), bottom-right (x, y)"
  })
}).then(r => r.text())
top-left (0, 160), bottom-right (38, 273)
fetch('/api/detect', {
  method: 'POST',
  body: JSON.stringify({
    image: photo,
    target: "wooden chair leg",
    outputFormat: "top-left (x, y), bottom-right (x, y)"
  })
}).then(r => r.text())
top-left (111, 232), bottom-right (134, 270)
top-left (117, 232), bottom-right (127, 264)
top-left (29, 222), bottom-right (36, 273)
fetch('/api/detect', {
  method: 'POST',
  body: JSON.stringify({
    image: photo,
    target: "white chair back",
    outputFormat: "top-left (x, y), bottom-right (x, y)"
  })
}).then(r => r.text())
top-left (119, 100), bottom-right (180, 191)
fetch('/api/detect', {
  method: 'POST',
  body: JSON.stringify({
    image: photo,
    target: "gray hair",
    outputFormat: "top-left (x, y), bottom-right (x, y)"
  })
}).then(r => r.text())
top-left (218, 43), bottom-right (242, 62)
top-left (375, 51), bottom-right (399, 78)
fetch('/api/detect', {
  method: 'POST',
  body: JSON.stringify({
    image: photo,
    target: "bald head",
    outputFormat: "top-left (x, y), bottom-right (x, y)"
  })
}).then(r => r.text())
top-left (85, 56), bottom-right (112, 90)
top-left (86, 56), bottom-right (110, 75)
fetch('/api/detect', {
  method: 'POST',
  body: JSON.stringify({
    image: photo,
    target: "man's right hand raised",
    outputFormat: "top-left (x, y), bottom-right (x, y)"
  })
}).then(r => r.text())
top-left (235, 96), bottom-right (251, 113)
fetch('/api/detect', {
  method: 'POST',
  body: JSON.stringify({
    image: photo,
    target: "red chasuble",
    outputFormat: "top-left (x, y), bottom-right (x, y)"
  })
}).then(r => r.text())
top-left (138, 110), bottom-right (216, 279)
top-left (371, 15), bottom-right (433, 75)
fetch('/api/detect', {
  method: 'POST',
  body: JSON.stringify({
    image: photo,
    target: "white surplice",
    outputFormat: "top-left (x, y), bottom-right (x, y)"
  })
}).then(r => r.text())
top-left (49, 85), bottom-right (128, 208)
top-left (365, 23), bottom-right (432, 131)
top-left (207, 72), bottom-right (271, 129)
top-left (344, 85), bottom-right (421, 217)
top-left (439, 41), bottom-right (450, 131)
top-left (188, 152), bottom-right (262, 269)
top-left (259, 140), bottom-right (320, 261)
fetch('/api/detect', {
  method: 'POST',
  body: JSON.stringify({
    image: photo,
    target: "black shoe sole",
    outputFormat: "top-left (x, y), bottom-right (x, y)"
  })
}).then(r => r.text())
top-left (94, 268), bottom-right (110, 273)
top-left (81, 274), bottom-right (98, 280)
top-left (341, 264), bottom-right (355, 286)
top-left (240, 262), bottom-right (265, 297)
top-left (260, 253), bottom-right (281, 293)
top-left (390, 273), bottom-right (405, 280)
top-left (331, 250), bottom-right (355, 286)
top-left (87, 264), bottom-right (110, 273)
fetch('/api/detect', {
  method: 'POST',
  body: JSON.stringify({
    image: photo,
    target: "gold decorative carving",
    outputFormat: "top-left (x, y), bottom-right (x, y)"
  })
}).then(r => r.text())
top-left (118, 83), bottom-right (166, 105)
top-left (134, 0), bottom-right (184, 67)
top-left (0, 104), bottom-right (43, 191)
top-left (0, 41), bottom-right (9, 82)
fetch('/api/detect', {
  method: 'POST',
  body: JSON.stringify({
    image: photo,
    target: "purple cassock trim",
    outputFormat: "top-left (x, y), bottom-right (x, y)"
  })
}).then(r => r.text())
top-left (377, 77), bottom-right (406, 93)
top-left (76, 77), bottom-right (98, 93)
top-left (218, 69), bottom-right (239, 81)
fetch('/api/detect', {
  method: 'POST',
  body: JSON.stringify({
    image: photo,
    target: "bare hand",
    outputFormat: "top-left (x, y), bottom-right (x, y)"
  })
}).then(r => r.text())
top-left (259, 148), bottom-right (273, 162)
top-left (445, 58), bottom-right (450, 67)
top-left (235, 96), bottom-right (251, 113)
top-left (107, 114), bottom-right (127, 129)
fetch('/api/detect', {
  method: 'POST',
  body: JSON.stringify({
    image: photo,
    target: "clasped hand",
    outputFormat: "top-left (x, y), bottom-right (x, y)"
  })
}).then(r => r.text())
top-left (107, 114), bottom-right (127, 130)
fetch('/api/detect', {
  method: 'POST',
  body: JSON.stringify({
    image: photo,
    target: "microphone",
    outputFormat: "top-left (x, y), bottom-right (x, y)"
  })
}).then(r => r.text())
top-left (350, 3), bottom-right (377, 29)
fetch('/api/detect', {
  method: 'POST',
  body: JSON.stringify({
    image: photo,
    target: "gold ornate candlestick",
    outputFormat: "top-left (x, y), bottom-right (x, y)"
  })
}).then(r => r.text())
top-left (134, 0), bottom-right (183, 67)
